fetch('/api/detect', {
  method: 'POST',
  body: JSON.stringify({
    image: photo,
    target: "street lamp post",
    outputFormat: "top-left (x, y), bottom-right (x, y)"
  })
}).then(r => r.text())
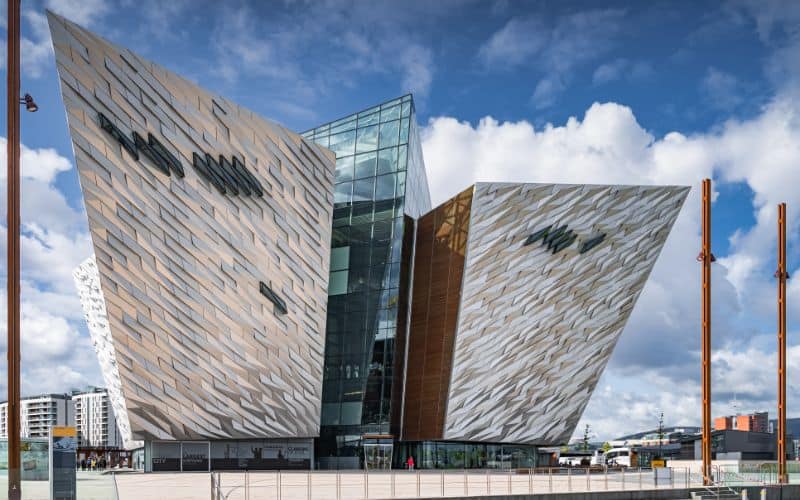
top-left (6, 2), bottom-right (37, 498)
top-left (7, 0), bottom-right (22, 498)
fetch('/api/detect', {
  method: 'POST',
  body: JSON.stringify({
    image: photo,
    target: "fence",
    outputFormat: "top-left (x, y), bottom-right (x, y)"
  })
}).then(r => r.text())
top-left (209, 467), bottom-right (704, 500)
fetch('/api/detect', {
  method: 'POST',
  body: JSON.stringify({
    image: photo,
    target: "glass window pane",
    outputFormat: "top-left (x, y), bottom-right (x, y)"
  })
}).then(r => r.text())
top-left (399, 118), bottom-right (409, 144)
top-left (355, 152), bottom-right (377, 179)
top-left (401, 101), bottom-right (411, 117)
top-left (375, 173), bottom-right (396, 200)
top-left (353, 178), bottom-right (375, 202)
top-left (330, 117), bottom-right (357, 134)
top-left (396, 171), bottom-right (406, 194)
top-left (381, 104), bottom-right (401, 122)
top-left (331, 246), bottom-right (350, 271)
top-left (358, 112), bottom-right (379, 127)
top-left (329, 130), bottom-right (356, 157)
top-left (379, 121), bottom-right (400, 148)
top-left (329, 270), bottom-right (348, 295)
top-left (334, 182), bottom-right (352, 204)
top-left (377, 148), bottom-right (398, 175)
top-left (335, 156), bottom-right (354, 183)
top-left (356, 125), bottom-right (378, 153)
top-left (340, 402), bottom-right (362, 425)
top-left (314, 135), bottom-right (330, 148)
top-left (398, 144), bottom-right (408, 169)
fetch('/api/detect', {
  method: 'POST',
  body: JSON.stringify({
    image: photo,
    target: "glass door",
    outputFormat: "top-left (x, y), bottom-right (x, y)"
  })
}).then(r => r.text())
top-left (363, 437), bottom-right (393, 470)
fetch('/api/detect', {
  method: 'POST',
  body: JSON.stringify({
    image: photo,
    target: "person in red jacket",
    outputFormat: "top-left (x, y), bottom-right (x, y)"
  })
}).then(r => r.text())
top-left (406, 456), bottom-right (415, 470)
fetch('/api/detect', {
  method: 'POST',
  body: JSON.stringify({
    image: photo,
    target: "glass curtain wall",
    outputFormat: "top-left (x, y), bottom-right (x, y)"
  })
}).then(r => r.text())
top-left (303, 95), bottom-right (430, 469)
top-left (394, 441), bottom-right (537, 469)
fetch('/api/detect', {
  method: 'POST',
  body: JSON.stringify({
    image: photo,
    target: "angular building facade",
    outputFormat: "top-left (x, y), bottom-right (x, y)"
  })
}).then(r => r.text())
top-left (397, 183), bottom-right (688, 468)
top-left (55, 13), bottom-right (689, 472)
top-left (50, 12), bottom-right (335, 471)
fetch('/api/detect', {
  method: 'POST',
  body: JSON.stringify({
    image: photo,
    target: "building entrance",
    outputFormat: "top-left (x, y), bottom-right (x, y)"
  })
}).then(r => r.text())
top-left (363, 436), bottom-right (393, 470)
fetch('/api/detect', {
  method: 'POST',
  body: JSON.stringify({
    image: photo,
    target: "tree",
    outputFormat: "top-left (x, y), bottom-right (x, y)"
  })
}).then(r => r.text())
top-left (582, 424), bottom-right (591, 452)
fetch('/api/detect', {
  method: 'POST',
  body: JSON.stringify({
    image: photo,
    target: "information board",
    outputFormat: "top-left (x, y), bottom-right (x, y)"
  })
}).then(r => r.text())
top-left (49, 426), bottom-right (77, 500)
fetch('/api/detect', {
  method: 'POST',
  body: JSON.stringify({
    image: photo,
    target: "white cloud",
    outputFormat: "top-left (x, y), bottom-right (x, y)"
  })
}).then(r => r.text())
top-left (210, 2), bottom-right (440, 107)
top-left (477, 17), bottom-right (546, 67)
top-left (478, 9), bottom-right (626, 108)
top-left (702, 67), bottom-right (743, 110)
top-left (592, 58), bottom-right (653, 85)
top-left (421, 92), bottom-right (800, 440)
top-left (45, 0), bottom-right (110, 27)
top-left (0, 137), bottom-right (99, 396)
top-left (399, 43), bottom-right (434, 98)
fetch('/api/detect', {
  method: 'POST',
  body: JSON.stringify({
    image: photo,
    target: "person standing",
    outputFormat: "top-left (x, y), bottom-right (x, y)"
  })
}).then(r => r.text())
top-left (406, 456), bottom-right (415, 470)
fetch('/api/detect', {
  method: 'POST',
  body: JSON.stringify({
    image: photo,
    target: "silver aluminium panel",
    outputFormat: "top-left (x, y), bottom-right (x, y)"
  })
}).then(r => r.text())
top-left (443, 183), bottom-right (689, 444)
top-left (52, 13), bottom-right (335, 441)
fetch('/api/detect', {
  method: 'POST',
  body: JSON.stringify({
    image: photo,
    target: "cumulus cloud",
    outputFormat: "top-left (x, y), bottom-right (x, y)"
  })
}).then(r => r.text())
top-left (420, 93), bottom-right (800, 439)
top-left (0, 137), bottom-right (98, 396)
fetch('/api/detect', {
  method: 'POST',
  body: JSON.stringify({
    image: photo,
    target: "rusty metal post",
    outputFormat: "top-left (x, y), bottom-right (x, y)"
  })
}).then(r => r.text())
top-left (777, 202), bottom-right (788, 483)
top-left (699, 178), bottom-right (714, 486)
top-left (6, 0), bottom-right (22, 499)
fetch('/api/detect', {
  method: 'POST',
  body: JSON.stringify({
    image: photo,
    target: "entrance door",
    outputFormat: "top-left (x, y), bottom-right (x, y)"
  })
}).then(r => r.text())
top-left (363, 437), bottom-right (393, 470)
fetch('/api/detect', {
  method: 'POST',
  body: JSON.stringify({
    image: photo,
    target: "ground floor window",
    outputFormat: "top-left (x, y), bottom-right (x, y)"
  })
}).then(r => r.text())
top-left (146, 439), bottom-right (313, 471)
top-left (394, 441), bottom-right (537, 469)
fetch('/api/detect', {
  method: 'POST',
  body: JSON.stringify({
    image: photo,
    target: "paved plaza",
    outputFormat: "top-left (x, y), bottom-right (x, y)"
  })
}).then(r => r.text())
top-left (0, 470), bottom-right (116, 499)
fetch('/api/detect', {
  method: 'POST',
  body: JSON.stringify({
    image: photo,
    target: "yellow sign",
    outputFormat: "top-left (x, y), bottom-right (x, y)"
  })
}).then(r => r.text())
top-left (51, 426), bottom-right (76, 438)
top-left (652, 459), bottom-right (666, 468)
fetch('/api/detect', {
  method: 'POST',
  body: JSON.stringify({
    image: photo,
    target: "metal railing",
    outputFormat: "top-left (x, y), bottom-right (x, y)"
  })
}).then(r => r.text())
top-left (209, 466), bottom-right (707, 499)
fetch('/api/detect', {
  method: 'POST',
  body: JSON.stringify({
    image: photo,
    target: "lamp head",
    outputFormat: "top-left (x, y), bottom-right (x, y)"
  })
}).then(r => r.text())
top-left (21, 94), bottom-right (38, 112)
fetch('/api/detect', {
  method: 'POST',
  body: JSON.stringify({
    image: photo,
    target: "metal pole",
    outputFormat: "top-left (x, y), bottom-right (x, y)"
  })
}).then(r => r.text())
top-left (336, 470), bottom-right (341, 500)
top-left (442, 470), bottom-right (445, 497)
top-left (587, 466), bottom-right (590, 491)
top-left (307, 470), bottom-right (311, 500)
top-left (700, 178), bottom-right (714, 486)
top-left (777, 202), bottom-right (788, 484)
top-left (6, 0), bottom-right (22, 498)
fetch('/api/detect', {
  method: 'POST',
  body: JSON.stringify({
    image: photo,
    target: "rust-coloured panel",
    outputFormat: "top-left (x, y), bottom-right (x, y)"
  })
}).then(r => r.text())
top-left (402, 187), bottom-right (473, 441)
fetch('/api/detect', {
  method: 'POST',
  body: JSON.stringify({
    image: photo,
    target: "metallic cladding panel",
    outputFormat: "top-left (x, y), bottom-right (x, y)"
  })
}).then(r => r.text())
top-left (402, 187), bottom-right (474, 441)
top-left (51, 13), bottom-right (335, 441)
top-left (73, 256), bottom-right (142, 450)
top-left (442, 183), bottom-right (689, 445)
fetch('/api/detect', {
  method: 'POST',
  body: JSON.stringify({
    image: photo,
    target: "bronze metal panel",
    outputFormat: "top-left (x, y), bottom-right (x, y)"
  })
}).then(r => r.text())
top-left (402, 187), bottom-right (474, 441)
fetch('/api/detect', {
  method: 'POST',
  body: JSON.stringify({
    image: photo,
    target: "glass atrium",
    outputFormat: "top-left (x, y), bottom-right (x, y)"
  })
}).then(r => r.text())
top-left (302, 95), bottom-right (431, 469)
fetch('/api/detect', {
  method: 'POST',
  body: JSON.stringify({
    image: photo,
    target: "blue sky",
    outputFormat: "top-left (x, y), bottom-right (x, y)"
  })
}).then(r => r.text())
top-left (1, 0), bottom-right (800, 440)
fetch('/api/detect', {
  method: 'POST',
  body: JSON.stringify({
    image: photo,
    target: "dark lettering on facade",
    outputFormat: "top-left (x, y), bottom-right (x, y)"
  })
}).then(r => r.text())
top-left (259, 281), bottom-right (288, 315)
top-left (524, 224), bottom-right (607, 255)
top-left (98, 112), bottom-right (262, 197)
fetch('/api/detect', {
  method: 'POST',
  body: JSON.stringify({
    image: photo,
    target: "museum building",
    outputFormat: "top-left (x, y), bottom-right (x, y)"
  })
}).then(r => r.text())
top-left (50, 12), bottom-right (689, 472)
